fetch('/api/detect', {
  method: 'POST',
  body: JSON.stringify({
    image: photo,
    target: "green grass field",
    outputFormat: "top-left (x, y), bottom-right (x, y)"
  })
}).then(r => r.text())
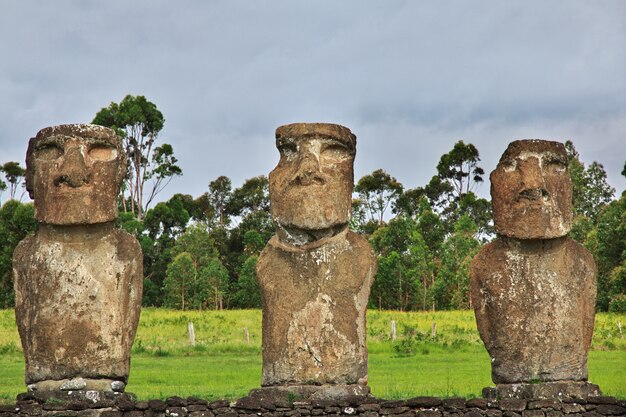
top-left (1, 309), bottom-right (624, 403)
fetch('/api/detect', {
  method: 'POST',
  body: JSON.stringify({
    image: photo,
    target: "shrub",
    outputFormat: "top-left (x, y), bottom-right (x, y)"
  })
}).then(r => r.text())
top-left (608, 294), bottom-right (626, 313)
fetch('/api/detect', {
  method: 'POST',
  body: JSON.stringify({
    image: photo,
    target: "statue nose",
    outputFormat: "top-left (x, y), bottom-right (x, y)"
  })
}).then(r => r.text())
top-left (519, 158), bottom-right (544, 190)
top-left (54, 146), bottom-right (90, 188)
top-left (292, 153), bottom-right (325, 186)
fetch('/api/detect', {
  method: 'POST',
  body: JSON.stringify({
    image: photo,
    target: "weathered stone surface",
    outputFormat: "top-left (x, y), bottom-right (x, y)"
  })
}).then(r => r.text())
top-left (257, 231), bottom-right (376, 386)
top-left (14, 124), bottom-right (142, 389)
top-left (4, 395), bottom-right (626, 417)
top-left (471, 237), bottom-right (597, 383)
top-left (490, 140), bottom-right (572, 240)
top-left (25, 124), bottom-right (127, 225)
top-left (471, 140), bottom-right (597, 386)
top-left (407, 397), bottom-right (443, 408)
top-left (270, 123), bottom-right (355, 233)
top-left (258, 123), bottom-right (376, 389)
top-left (249, 384), bottom-right (371, 403)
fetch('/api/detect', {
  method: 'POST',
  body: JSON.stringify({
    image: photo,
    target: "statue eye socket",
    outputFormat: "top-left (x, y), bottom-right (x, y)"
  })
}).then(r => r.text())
top-left (34, 144), bottom-right (63, 161)
top-left (89, 145), bottom-right (117, 161)
top-left (543, 156), bottom-right (567, 173)
top-left (278, 142), bottom-right (298, 158)
top-left (321, 143), bottom-right (350, 161)
top-left (501, 159), bottom-right (517, 172)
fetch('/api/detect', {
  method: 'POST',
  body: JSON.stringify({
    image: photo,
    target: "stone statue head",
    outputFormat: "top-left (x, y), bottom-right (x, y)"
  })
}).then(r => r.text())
top-left (269, 123), bottom-right (356, 231)
top-left (26, 124), bottom-right (126, 225)
top-left (490, 139), bottom-right (572, 239)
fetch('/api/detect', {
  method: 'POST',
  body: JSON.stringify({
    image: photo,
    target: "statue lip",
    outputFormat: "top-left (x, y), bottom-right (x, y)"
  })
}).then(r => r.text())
top-left (53, 175), bottom-right (91, 188)
top-left (289, 175), bottom-right (326, 187)
top-left (518, 188), bottom-right (548, 202)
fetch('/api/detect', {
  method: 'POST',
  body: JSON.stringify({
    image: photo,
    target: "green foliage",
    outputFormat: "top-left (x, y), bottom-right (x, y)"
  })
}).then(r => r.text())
top-left (369, 209), bottom-right (482, 312)
top-left (199, 257), bottom-right (230, 310)
top-left (355, 169), bottom-right (404, 226)
top-left (163, 253), bottom-right (196, 310)
top-left (392, 324), bottom-right (431, 356)
top-left (432, 215), bottom-right (480, 310)
top-left (0, 200), bottom-right (36, 308)
top-left (227, 176), bottom-right (269, 217)
top-left (566, 141), bottom-right (615, 222)
top-left (370, 217), bottom-right (431, 310)
top-left (233, 256), bottom-right (261, 308)
top-left (608, 294), bottom-right (626, 313)
top-left (434, 140), bottom-right (484, 196)
top-left (208, 176), bottom-right (233, 227)
top-left (0, 162), bottom-right (26, 201)
top-left (422, 141), bottom-right (491, 237)
top-left (591, 195), bottom-right (626, 310)
top-left (93, 94), bottom-right (180, 219)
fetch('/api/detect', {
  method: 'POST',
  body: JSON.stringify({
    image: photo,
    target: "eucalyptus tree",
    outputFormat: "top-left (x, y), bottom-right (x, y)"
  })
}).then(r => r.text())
top-left (0, 161), bottom-right (26, 201)
top-left (93, 95), bottom-right (181, 219)
top-left (354, 169), bottom-right (404, 226)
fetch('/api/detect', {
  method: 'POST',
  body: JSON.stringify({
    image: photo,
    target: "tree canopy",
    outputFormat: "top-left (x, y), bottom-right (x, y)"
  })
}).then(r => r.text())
top-left (93, 95), bottom-right (181, 219)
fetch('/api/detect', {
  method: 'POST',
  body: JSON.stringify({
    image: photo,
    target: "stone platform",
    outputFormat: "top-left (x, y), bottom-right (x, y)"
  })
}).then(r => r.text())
top-left (2, 392), bottom-right (625, 417)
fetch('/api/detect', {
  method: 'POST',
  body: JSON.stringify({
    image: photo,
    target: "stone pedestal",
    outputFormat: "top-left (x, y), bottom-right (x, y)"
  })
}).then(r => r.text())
top-left (482, 381), bottom-right (602, 400)
top-left (248, 384), bottom-right (371, 402)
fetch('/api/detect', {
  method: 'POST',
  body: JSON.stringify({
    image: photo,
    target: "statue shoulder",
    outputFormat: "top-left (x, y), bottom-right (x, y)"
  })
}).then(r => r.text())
top-left (12, 232), bottom-right (37, 267)
top-left (564, 237), bottom-right (597, 274)
top-left (471, 239), bottom-right (505, 265)
top-left (346, 231), bottom-right (376, 259)
top-left (256, 235), bottom-right (280, 282)
top-left (111, 228), bottom-right (142, 253)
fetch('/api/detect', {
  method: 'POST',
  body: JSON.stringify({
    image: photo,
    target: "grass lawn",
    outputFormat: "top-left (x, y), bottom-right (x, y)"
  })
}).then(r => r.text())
top-left (1, 309), bottom-right (624, 403)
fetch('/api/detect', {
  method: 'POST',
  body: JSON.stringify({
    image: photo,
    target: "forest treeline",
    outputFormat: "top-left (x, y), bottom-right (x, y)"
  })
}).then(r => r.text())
top-left (1, 95), bottom-right (625, 312)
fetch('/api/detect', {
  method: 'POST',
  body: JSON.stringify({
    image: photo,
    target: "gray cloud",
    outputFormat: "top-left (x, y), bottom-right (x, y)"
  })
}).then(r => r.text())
top-left (1, 0), bottom-right (624, 205)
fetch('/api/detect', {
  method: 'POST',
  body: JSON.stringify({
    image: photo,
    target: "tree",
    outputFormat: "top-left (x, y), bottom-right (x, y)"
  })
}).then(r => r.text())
top-left (163, 252), bottom-right (195, 310)
top-left (93, 95), bottom-right (181, 219)
top-left (393, 187), bottom-right (427, 219)
top-left (144, 143), bottom-right (182, 210)
top-left (233, 256), bottom-right (261, 308)
top-left (432, 140), bottom-right (484, 199)
top-left (432, 215), bottom-right (480, 310)
top-left (589, 195), bottom-right (626, 310)
top-left (0, 162), bottom-right (26, 201)
top-left (0, 178), bottom-right (6, 205)
top-left (424, 141), bottom-right (489, 236)
top-left (227, 176), bottom-right (270, 219)
top-left (198, 257), bottom-right (229, 310)
top-left (355, 169), bottom-right (404, 226)
top-left (0, 200), bottom-right (36, 307)
top-left (143, 194), bottom-right (191, 242)
top-left (208, 176), bottom-right (233, 227)
top-left (369, 217), bottom-right (432, 311)
top-left (565, 141), bottom-right (615, 222)
top-left (141, 194), bottom-right (192, 305)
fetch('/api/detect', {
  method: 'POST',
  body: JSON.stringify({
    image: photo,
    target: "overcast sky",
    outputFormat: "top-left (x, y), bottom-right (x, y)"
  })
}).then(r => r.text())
top-left (1, 1), bottom-right (625, 205)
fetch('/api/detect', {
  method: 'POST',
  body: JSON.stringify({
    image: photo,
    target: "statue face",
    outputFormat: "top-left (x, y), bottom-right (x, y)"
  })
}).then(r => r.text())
top-left (269, 123), bottom-right (356, 231)
top-left (491, 140), bottom-right (572, 239)
top-left (26, 124), bottom-right (125, 225)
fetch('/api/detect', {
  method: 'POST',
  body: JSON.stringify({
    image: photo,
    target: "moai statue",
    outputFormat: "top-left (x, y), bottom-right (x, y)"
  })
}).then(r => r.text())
top-left (13, 124), bottom-right (143, 393)
top-left (471, 140), bottom-right (599, 399)
top-left (254, 123), bottom-right (376, 400)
